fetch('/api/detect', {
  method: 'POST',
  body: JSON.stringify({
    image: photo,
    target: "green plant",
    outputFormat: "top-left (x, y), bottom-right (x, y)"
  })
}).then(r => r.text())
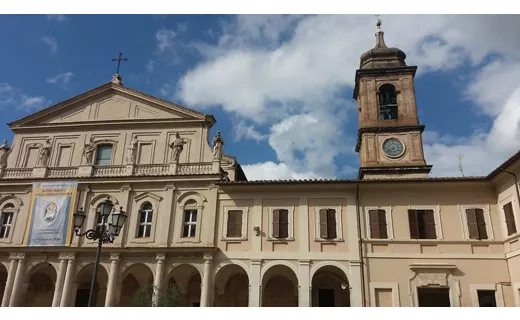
top-left (131, 283), bottom-right (184, 307)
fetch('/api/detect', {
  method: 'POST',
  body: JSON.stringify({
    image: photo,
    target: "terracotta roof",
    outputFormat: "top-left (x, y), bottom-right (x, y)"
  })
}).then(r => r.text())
top-left (217, 176), bottom-right (488, 185)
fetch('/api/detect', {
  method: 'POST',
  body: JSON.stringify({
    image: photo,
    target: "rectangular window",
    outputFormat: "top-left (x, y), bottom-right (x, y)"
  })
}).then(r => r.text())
top-left (226, 210), bottom-right (243, 238)
top-left (95, 145), bottom-right (113, 165)
top-left (503, 202), bottom-right (517, 236)
top-left (24, 147), bottom-right (39, 168)
top-left (0, 212), bottom-right (13, 238)
top-left (272, 209), bottom-right (289, 238)
top-left (182, 210), bottom-right (197, 238)
top-left (137, 208), bottom-right (153, 238)
top-left (408, 209), bottom-right (436, 239)
top-left (466, 208), bottom-right (488, 239)
top-left (319, 208), bottom-right (337, 239)
top-left (138, 143), bottom-right (152, 165)
top-left (477, 290), bottom-right (497, 307)
top-left (57, 146), bottom-right (72, 167)
top-left (368, 209), bottom-right (388, 239)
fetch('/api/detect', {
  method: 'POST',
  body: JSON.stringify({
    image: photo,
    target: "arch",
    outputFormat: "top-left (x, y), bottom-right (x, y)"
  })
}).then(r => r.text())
top-left (212, 260), bottom-right (251, 286)
top-left (213, 262), bottom-right (250, 307)
top-left (311, 264), bottom-right (351, 307)
top-left (176, 191), bottom-right (207, 206)
top-left (73, 262), bottom-right (110, 307)
top-left (89, 194), bottom-right (120, 207)
top-left (260, 260), bottom-right (299, 283)
top-left (310, 261), bottom-right (351, 283)
top-left (24, 261), bottom-right (58, 283)
top-left (23, 263), bottom-right (57, 307)
top-left (261, 263), bottom-right (299, 307)
top-left (119, 263), bottom-right (155, 307)
top-left (0, 195), bottom-right (23, 208)
top-left (74, 261), bottom-right (110, 280)
top-left (167, 262), bottom-right (203, 280)
top-left (0, 261), bottom-right (9, 270)
top-left (378, 83), bottom-right (399, 120)
top-left (166, 263), bottom-right (202, 307)
top-left (119, 262), bottom-right (156, 284)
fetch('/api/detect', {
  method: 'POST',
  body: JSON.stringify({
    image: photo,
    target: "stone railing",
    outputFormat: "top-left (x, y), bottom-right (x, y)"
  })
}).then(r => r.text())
top-left (0, 161), bottom-right (221, 180)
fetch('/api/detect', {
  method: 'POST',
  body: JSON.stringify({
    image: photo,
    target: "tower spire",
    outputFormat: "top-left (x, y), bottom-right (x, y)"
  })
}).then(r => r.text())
top-left (374, 15), bottom-right (387, 49)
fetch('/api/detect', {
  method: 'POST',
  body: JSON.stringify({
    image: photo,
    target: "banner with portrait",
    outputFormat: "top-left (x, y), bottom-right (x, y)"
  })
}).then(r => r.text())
top-left (24, 181), bottom-right (78, 247)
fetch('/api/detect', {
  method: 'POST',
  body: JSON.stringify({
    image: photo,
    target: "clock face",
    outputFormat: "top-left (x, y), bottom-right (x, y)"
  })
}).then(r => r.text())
top-left (382, 138), bottom-right (404, 158)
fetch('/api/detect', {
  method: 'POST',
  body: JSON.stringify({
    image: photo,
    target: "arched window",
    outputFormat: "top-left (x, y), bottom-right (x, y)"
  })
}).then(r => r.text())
top-left (137, 202), bottom-right (153, 238)
top-left (0, 203), bottom-right (16, 239)
top-left (95, 144), bottom-right (113, 165)
top-left (379, 84), bottom-right (398, 120)
top-left (182, 200), bottom-right (198, 238)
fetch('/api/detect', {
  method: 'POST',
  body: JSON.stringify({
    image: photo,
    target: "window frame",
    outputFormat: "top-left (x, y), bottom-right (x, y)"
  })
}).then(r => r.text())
top-left (136, 202), bottom-right (154, 239)
top-left (378, 83), bottom-right (399, 121)
top-left (128, 192), bottom-right (162, 244)
top-left (94, 144), bottom-right (114, 166)
top-left (182, 209), bottom-right (198, 238)
top-left (221, 206), bottom-right (249, 241)
top-left (470, 284), bottom-right (504, 307)
top-left (314, 206), bottom-right (344, 242)
top-left (407, 205), bottom-right (443, 240)
top-left (267, 206), bottom-right (295, 241)
top-left (365, 206), bottom-right (393, 240)
top-left (458, 204), bottom-right (494, 241)
top-left (174, 194), bottom-right (204, 244)
top-left (0, 203), bottom-right (17, 242)
top-left (498, 195), bottom-right (519, 239)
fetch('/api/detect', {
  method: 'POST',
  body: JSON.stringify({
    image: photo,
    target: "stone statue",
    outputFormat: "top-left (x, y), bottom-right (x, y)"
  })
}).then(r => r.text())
top-left (37, 138), bottom-right (52, 167)
top-left (83, 137), bottom-right (96, 165)
top-left (169, 132), bottom-right (187, 163)
top-left (0, 140), bottom-right (11, 168)
top-left (212, 131), bottom-right (224, 160)
top-left (125, 137), bottom-right (138, 164)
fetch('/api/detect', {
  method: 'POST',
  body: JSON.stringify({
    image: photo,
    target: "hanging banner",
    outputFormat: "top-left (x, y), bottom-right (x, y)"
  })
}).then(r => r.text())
top-left (24, 181), bottom-right (78, 247)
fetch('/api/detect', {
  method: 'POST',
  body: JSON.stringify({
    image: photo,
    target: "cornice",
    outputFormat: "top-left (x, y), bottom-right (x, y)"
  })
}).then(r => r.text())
top-left (355, 125), bottom-right (426, 152)
top-left (353, 66), bottom-right (418, 99)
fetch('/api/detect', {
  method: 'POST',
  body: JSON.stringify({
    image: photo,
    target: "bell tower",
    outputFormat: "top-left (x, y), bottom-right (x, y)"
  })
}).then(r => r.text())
top-left (354, 20), bottom-right (432, 179)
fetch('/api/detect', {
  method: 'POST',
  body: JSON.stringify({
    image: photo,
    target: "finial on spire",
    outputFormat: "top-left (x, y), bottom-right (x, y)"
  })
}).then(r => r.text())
top-left (375, 14), bottom-right (382, 32)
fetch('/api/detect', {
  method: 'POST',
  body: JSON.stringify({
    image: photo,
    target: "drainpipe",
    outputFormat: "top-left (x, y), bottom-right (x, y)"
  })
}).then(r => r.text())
top-left (355, 181), bottom-right (367, 307)
top-left (503, 170), bottom-right (520, 214)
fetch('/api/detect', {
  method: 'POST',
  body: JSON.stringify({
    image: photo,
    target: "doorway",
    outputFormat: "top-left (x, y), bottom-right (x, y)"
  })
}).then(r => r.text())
top-left (417, 287), bottom-right (450, 307)
top-left (318, 289), bottom-right (335, 307)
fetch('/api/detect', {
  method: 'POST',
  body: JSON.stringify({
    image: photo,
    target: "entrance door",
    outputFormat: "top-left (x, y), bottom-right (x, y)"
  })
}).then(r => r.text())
top-left (417, 287), bottom-right (451, 307)
top-left (318, 289), bottom-right (335, 307)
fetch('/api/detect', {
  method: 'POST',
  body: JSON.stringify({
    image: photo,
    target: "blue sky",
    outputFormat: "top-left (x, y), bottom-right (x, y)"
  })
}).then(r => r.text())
top-left (1, 14), bottom-right (519, 180)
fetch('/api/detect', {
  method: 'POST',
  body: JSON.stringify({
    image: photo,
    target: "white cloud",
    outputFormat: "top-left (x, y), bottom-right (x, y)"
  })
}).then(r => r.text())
top-left (173, 15), bottom-right (520, 180)
top-left (234, 119), bottom-right (267, 142)
top-left (0, 83), bottom-right (48, 112)
top-left (241, 161), bottom-right (322, 181)
top-left (146, 60), bottom-right (155, 73)
top-left (46, 15), bottom-right (67, 22)
top-left (46, 72), bottom-right (74, 88)
top-left (41, 36), bottom-right (57, 54)
top-left (156, 28), bottom-right (176, 52)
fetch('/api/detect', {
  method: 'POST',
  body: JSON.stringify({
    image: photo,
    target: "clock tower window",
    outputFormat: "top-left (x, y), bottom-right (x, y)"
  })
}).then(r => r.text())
top-left (379, 83), bottom-right (398, 120)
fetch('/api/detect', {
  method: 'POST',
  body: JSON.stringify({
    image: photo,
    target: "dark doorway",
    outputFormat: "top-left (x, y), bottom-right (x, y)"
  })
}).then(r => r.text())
top-left (477, 290), bottom-right (497, 307)
top-left (318, 289), bottom-right (335, 307)
top-left (417, 287), bottom-right (450, 307)
top-left (192, 302), bottom-right (200, 307)
top-left (74, 289), bottom-right (90, 307)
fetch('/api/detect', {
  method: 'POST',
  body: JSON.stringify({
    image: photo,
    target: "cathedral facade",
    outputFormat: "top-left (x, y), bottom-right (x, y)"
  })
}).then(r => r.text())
top-left (0, 24), bottom-right (519, 308)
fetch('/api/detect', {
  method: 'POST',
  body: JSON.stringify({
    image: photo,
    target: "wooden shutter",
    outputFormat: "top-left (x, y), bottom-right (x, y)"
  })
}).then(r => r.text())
top-left (369, 210), bottom-right (381, 238)
top-left (425, 210), bottom-right (437, 239)
top-left (234, 210), bottom-right (243, 237)
top-left (504, 202), bottom-right (517, 236)
top-left (466, 208), bottom-right (479, 239)
top-left (378, 209), bottom-right (388, 239)
top-left (475, 208), bottom-right (487, 239)
top-left (272, 209), bottom-right (280, 238)
top-left (279, 209), bottom-right (289, 238)
top-left (327, 209), bottom-right (337, 239)
top-left (319, 209), bottom-right (329, 239)
top-left (408, 209), bottom-right (419, 239)
top-left (227, 210), bottom-right (243, 238)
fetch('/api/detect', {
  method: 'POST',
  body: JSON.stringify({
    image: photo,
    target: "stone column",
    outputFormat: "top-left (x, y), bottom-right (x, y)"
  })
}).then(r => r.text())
top-left (51, 257), bottom-right (67, 307)
top-left (104, 254), bottom-right (120, 307)
top-left (1, 256), bottom-right (18, 307)
top-left (199, 254), bottom-right (213, 307)
top-left (298, 260), bottom-right (311, 307)
top-left (349, 261), bottom-right (363, 307)
top-left (59, 256), bottom-right (76, 307)
top-left (248, 259), bottom-right (261, 307)
top-left (152, 254), bottom-right (166, 306)
top-left (8, 255), bottom-right (26, 307)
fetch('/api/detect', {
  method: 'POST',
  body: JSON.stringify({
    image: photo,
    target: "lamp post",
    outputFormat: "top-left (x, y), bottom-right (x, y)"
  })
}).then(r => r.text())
top-left (73, 196), bottom-right (127, 307)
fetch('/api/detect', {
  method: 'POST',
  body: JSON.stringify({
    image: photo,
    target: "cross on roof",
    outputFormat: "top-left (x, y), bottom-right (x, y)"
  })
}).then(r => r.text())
top-left (111, 52), bottom-right (128, 75)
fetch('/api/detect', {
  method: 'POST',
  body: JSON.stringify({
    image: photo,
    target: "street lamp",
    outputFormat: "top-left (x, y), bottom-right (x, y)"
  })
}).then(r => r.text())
top-left (73, 196), bottom-right (127, 307)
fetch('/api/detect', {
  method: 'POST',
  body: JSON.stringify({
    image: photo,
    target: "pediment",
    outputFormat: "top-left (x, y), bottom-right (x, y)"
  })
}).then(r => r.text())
top-left (9, 82), bottom-right (213, 128)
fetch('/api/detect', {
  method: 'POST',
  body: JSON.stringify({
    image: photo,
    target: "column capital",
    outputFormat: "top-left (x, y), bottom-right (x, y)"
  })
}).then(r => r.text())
top-left (299, 260), bottom-right (311, 266)
top-left (156, 254), bottom-right (166, 262)
top-left (251, 259), bottom-right (262, 266)
top-left (58, 253), bottom-right (75, 260)
top-left (349, 260), bottom-right (362, 267)
top-left (9, 253), bottom-right (25, 260)
top-left (109, 254), bottom-right (120, 261)
top-left (203, 253), bottom-right (213, 261)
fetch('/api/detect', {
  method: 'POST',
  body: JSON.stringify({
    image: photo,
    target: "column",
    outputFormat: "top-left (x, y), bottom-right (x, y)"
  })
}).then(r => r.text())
top-left (1, 257), bottom-right (18, 307)
top-left (152, 254), bottom-right (165, 306)
top-left (199, 254), bottom-right (213, 307)
top-left (8, 255), bottom-right (26, 307)
top-left (248, 259), bottom-right (261, 307)
top-left (349, 261), bottom-right (363, 307)
top-left (59, 256), bottom-right (76, 307)
top-left (51, 257), bottom-right (67, 307)
top-left (104, 254), bottom-right (120, 307)
top-left (298, 260), bottom-right (311, 307)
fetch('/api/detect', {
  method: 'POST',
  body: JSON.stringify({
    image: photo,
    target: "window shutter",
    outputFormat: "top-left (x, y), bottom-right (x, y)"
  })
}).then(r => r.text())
top-left (369, 210), bottom-right (381, 238)
top-left (235, 210), bottom-right (243, 237)
top-left (504, 202), bottom-right (517, 236)
top-left (475, 208), bottom-right (487, 239)
top-left (408, 210), bottom-right (419, 239)
top-left (378, 209), bottom-right (388, 239)
top-left (466, 208), bottom-right (479, 239)
top-left (226, 210), bottom-right (236, 237)
top-left (327, 209), bottom-right (337, 239)
top-left (319, 209), bottom-right (328, 239)
top-left (425, 210), bottom-right (437, 239)
top-left (272, 209), bottom-right (280, 238)
top-left (279, 209), bottom-right (289, 238)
